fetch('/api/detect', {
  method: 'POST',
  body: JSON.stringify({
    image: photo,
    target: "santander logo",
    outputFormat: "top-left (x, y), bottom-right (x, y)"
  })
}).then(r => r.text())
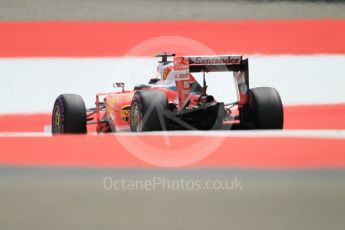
top-left (188, 56), bottom-right (242, 65)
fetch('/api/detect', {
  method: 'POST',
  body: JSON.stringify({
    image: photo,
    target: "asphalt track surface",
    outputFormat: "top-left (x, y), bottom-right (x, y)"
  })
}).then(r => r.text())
top-left (0, 0), bottom-right (345, 20)
top-left (1, 167), bottom-right (345, 230)
top-left (1, 1), bottom-right (345, 230)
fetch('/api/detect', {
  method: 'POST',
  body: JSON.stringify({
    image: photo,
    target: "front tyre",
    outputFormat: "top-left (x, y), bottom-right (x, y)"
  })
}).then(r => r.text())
top-left (52, 94), bottom-right (87, 134)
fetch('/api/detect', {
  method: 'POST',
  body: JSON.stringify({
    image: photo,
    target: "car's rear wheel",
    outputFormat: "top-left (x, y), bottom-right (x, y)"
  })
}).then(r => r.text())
top-left (130, 90), bottom-right (169, 132)
top-left (245, 87), bottom-right (284, 129)
top-left (52, 94), bottom-right (87, 134)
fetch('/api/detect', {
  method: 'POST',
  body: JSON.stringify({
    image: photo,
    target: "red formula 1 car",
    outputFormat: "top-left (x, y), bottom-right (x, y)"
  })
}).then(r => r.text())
top-left (52, 53), bottom-right (283, 134)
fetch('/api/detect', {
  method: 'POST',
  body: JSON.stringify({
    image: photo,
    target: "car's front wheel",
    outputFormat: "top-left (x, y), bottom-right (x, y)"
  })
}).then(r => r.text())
top-left (52, 94), bottom-right (87, 134)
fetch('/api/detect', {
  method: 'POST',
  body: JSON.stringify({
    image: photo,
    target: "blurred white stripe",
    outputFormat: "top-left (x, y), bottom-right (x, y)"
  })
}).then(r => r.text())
top-left (0, 55), bottom-right (345, 113)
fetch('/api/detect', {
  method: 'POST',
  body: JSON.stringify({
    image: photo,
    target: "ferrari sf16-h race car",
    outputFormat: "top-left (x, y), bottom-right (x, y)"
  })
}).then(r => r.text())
top-left (52, 53), bottom-right (283, 134)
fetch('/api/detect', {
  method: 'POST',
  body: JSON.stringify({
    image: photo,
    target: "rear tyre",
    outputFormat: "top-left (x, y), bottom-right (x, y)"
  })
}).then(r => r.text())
top-left (52, 94), bottom-right (87, 134)
top-left (130, 90), bottom-right (169, 132)
top-left (246, 87), bottom-right (284, 129)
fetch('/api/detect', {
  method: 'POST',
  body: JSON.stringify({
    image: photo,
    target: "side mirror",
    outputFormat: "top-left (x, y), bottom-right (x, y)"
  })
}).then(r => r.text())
top-left (113, 82), bottom-right (125, 92)
top-left (148, 78), bottom-right (160, 84)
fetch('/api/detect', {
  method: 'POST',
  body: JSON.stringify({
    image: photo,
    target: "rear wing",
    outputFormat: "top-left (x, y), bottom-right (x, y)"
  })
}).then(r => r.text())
top-left (174, 55), bottom-right (248, 72)
top-left (173, 55), bottom-right (249, 108)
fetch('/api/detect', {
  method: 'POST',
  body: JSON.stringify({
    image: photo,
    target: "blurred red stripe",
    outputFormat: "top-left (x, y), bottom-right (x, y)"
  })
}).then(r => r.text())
top-left (0, 114), bottom-right (50, 132)
top-left (0, 20), bottom-right (344, 57)
top-left (1, 104), bottom-right (344, 132)
top-left (284, 104), bottom-right (345, 129)
top-left (0, 135), bottom-right (344, 168)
